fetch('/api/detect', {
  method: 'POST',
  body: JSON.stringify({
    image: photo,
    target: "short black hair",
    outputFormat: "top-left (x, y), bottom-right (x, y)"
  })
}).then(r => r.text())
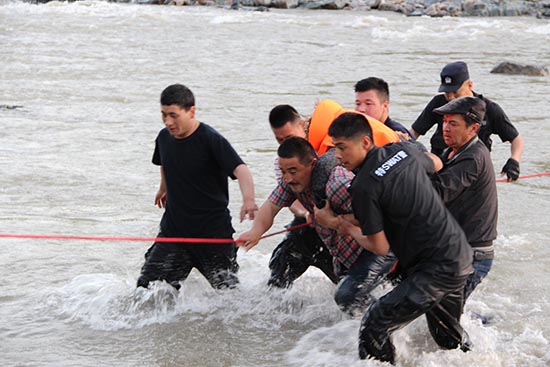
top-left (160, 84), bottom-right (195, 110)
top-left (269, 104), bottom-right (301, 129)
top-left (328, 112), bottom-right (373, 141)
top-left (277, 136), bottom-right (317, 165)
top-left (354, 77), bottom-right (390, 102)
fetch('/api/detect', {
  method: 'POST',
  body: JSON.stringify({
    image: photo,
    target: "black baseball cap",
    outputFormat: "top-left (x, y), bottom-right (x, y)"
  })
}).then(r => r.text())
top-left (438, 61), bottom-right (470, 93)
top-left (433, 96), bottom-right (486, 124)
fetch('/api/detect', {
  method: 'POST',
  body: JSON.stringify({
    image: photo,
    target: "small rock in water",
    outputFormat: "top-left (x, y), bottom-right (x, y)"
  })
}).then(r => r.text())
top-left (469, 311), bottom-right (494, 325)
top-left (0, 105), bottom-right (23, 110)
top-left (490, 62), bottom-right (549, 76)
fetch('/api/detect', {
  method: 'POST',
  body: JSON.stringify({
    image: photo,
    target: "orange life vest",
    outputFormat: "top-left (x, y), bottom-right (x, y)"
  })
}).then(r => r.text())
top-left (308, 100), bottom-right (344, 156)
top-left (308, 100), bottom-right (399, 155)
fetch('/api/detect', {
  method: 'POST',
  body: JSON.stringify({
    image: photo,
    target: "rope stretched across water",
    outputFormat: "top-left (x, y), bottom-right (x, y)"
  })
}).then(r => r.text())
top-left (0, 221), bottom-right (311, 243)
top-left (1, 171), bottom-right (549, 243)
top-left (495, 171), bottom-right (550, 183)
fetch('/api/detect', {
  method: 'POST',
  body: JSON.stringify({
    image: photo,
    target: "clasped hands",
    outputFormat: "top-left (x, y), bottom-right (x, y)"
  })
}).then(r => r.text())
top-left (313, 201), bottom-right (357, 236)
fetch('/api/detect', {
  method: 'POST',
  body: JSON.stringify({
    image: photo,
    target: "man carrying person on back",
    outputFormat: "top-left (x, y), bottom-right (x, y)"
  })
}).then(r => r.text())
top-left (237, 136), bottom-right (397, 314)
top-left (265, 104), bottom-right (339, 288)
top-left (265, 101), bottom-right (400, 289)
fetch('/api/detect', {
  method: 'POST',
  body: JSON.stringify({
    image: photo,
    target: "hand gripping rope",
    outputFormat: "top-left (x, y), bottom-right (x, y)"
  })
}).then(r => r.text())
top-left (1, 172), bottom-right (549, 243)
top-left (495, 171), bottom-right (550, 183)
top-left (0, 221), bottom-right (311, 243)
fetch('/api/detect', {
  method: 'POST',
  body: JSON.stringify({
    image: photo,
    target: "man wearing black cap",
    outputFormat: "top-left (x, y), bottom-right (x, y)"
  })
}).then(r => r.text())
top-left (430, 96), bottom-right (498, 300)
top-left (410, 61), bottom-right (524, 182)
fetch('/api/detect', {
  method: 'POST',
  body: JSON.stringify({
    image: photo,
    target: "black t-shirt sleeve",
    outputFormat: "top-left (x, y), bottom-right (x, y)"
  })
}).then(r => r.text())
top-left (209, 128), bottom-right (245, 180)
top-left (352, 176), bottom-right (384, 236)
top-left (412, 96), bottom-right (441, 135)
top-left (486, 100), bottom-right (519, 143)
top-left (152, 136), bottom-right (161, 166)
top-left (406, 143), bottom-right (435, 174)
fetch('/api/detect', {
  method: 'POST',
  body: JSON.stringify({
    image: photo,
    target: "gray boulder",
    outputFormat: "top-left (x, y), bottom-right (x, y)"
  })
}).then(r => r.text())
top-left (272, 0), bottom-right (299, 7)
top-left (301, 0), bottom-right (348, 8)
top-left (490, 62), bottom-right (549, 76)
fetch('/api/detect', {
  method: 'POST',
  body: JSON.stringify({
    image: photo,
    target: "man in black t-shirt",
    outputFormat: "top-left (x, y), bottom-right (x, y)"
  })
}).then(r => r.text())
top-left (354, 77), bottom-right (414, 140)
top-left (316, 112), bottom-right (473, 364)
top-left (410, 61), bottom-right (524, 182)
top-left (137, 84), bottom-right (257, 291)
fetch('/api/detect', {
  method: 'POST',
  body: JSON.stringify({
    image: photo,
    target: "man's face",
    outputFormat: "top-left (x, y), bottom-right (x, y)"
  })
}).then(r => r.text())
top-left (161, 104), bottom-right (195, 139)
top-left (444, 80), bottom-right (473, 101)
top-left (331, 135), bottom-right (370, 171)
top-left (271, 120), bottom-right (306, 145)
top-left (278, 156), bottom-right (315, 193)
top-left (442, 114), bottom-right (479, 151)
top-left (354, 90), bottom-right (388, 122)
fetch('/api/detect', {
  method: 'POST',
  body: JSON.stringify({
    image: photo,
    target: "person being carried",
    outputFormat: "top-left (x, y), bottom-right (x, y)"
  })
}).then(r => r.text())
top-left (316, 112), bottom-right (473, 364)
top-left (354, 76), bottom-right (415, 140)
top-left (410, 61), bottom-right (524, 181)
top-left (137, 84), bottom-right (257, 291)
top-left (237, 136), bottom-right (396, 314)
top-left (430, 96), bottom-right (498, 300)
top-left (265, 101), bottom-right (400, 288)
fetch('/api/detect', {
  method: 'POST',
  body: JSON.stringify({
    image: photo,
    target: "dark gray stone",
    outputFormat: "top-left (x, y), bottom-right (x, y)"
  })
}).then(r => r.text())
top-left (301, 0), bottom-right (347, 8)
top-left (0, 105), bottom-right (24, 110)
top-left (490, 62), bottom-right (549, 76)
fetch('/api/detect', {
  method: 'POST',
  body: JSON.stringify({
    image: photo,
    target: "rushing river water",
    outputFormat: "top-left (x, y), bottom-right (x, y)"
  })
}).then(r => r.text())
top-left (1, 2), bottom-right (550, 366)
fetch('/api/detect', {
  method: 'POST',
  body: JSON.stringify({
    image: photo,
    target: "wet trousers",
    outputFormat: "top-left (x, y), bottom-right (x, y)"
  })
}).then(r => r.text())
top-left (464, 247), bottom-right (494, 300)
top-left (137, 233), bottom-right (239, 290)
top-left (334, 250), bottom-right (397, 315)
top-left (268, 216), bottom-right (338, 288)
top-left (358, 269), bottom-right (470, 365)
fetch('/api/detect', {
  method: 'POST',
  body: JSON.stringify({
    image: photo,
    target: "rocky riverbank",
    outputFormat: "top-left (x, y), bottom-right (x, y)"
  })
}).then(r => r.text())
top-left (127, 0), bottom-right (550, 18)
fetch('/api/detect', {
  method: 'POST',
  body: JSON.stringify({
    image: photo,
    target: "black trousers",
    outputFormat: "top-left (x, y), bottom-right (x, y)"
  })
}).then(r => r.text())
top-left (267, 216), bottom-right (338, 288)
top-left (358, 269), bottom-right (469, 364)
top-left (334, 250), bottom-right (397, 315)
top-left (137, 234), bottom-right (239, 290)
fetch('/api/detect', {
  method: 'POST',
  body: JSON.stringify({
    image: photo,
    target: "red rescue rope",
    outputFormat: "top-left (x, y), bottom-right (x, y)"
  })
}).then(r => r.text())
top-left (0, 221), bottom-right (311, 243)
top-left (2, 172), bottom-right (549, 243)
top-left (496, 171), bottom-right (550, 183)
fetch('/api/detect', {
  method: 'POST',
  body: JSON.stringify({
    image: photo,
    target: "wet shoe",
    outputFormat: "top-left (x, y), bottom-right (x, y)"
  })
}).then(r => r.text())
top-left (460, 331), bottom-right (473, 352)
top-left (358, 331), bottom-right (396, 365)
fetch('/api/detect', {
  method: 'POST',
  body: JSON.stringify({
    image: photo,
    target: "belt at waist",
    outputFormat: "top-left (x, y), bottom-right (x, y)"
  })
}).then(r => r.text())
top-left (471, 242), bottom-right (494, 261)
top-left (470, 241), bottom-right (493, 249)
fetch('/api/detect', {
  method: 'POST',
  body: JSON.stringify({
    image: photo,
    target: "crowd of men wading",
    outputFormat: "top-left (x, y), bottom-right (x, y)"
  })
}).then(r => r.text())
top-left (135, 61), bottom-right (523, 365)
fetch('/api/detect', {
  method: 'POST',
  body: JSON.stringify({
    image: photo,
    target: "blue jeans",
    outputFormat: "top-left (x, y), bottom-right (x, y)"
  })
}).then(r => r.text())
top-left (464, 258), bottom-right (493, 300)
top-left (334, 251), bottom-right (397, 315)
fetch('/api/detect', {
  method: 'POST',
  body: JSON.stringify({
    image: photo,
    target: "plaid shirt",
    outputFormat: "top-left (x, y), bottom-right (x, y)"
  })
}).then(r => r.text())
top-left (268, 165), bottom-right (363, 271)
